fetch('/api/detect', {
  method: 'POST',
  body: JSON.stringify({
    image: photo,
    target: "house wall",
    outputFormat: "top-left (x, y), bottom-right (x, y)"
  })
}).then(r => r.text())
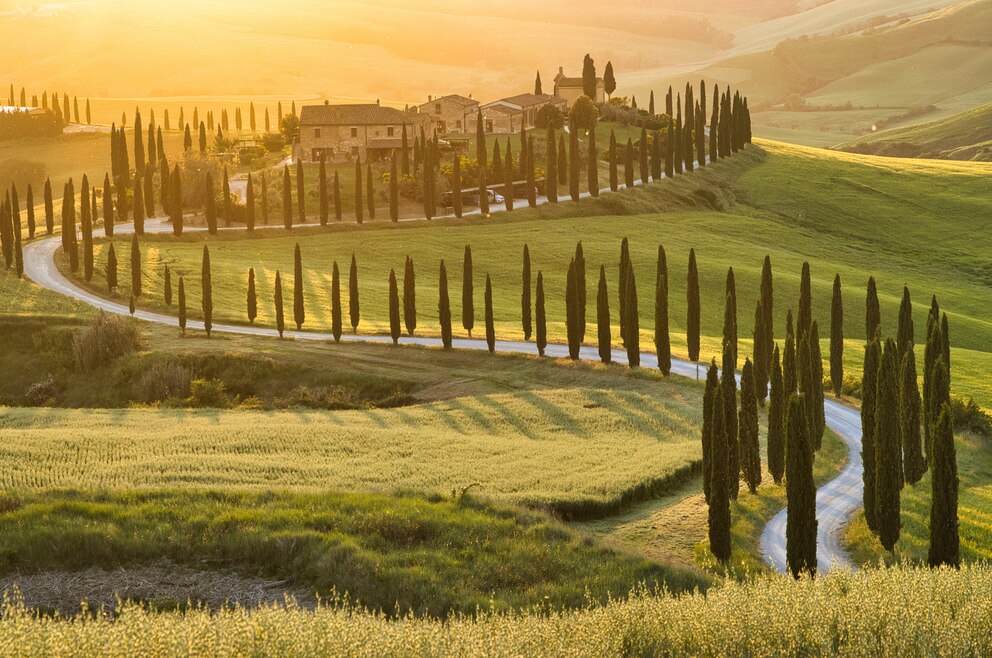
top-left (419, 98), bottom-right (478, 135)
top-left (300, 118), bottom-right (429, 162)
top-left (480, 107), bottom-right (519, 134)
top-left (555, 82), bottom-right (605, 108)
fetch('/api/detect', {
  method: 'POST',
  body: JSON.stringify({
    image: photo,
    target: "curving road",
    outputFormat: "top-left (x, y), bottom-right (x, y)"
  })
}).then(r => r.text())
top-left (21, 186), bottom-right (861, 576)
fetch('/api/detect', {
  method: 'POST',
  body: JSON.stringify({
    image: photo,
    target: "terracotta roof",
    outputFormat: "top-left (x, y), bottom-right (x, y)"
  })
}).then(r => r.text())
top-left (300, 103), bottom-right (425, 126)
top-left (368, 137), bottom-right (405, 149)
top-left (421, 94), bottom-right (479, 109)
top-left (484, 93), bottom-right (564, 110)
top-left (484, 105), bottom-right (520, 115)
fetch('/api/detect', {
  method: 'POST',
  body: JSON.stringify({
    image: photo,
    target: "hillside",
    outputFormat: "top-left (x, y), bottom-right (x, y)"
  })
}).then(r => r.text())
top-left (838, 103), bottom-right (992, 160)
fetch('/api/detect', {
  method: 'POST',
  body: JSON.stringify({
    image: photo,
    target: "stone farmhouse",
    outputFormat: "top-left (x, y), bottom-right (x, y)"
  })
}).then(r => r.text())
top-left (299, 101), bottom-right (431, 163)
top-left (553, 67), bottom-right (605, 108)
top-left (478, 93), bottom-right (567, 134)
top-left (416, 94), bottom-right (479, 135)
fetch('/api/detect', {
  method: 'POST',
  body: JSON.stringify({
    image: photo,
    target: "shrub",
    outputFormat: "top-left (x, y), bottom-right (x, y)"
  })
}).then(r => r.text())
top-left (22, 377), bottom-right (58, 406)
top-left (950, 397), bottom-right (992, 438)
top-left (187, 378), bottom-right (230, 408)
top-left (132, 362), bottom-right (193, 403)
top-left (262, 132), bottom-right (285, 152)
top-left (72, 313), bottom-right (142, 372)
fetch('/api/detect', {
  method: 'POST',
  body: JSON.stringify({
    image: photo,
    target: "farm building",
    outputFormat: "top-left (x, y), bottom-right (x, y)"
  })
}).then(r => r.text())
top-left (417, 94), bottom-right (479, 135)
top-left (479, 93), bottom-right (567, 134)
top-left (553, 67), bottom-right (605, 108)
top-left (299, 101), bottom-right (431, 163)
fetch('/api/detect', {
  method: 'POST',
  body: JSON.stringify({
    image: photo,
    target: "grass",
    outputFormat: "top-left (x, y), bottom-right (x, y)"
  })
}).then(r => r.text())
top-left (0, 489), bottom-right (705, 618)
top-left (840, 103), bottom-right (992, 161)
top-left (1, 564), bottom-right (991, 656)
top-left (845, 430), bottom-right (992, 565)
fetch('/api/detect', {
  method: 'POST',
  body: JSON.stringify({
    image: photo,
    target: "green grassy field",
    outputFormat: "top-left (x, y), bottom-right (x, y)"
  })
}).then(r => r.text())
top-left (840, 103), bottom-right (992, 161)
top-left (70, 140), bottom-right (992, 408)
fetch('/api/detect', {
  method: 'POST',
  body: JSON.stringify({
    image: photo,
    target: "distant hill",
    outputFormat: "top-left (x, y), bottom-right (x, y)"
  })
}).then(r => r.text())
top-left (838, 104), bottom-right (992, 161)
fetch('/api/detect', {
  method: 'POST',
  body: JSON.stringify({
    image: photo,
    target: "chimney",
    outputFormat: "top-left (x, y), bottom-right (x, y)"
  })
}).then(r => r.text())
top-left (428, 94), bottom-right (432, 102)
top-left (558, 66), bottom-right (563, 75)
top-left (377, 98), bottom-right (380, 106)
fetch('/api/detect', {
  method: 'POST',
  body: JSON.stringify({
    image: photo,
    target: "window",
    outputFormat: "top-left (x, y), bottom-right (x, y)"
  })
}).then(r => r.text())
top-left (314, 128), bottom-right (321, 138)
top-left (387, 126), bottom-right (394, 137)
top-left (435, 103), bottom-right (442, 114)
top-left (485, 120), bottom-right (493, 133)
top-left (456, 120), bottom-right (462, 129)
top-left (350, 127), bottom-right (358, 138)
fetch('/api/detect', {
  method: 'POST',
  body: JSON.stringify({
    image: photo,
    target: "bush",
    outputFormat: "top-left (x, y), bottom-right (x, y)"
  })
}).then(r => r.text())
top-left (950, 397), bottom-right (992, 438)
top-left (23, 377), bottom-right (58, 406)
top-left (132, 362), bottom-right (193, 403)
top-left (72, 313), bottom-right (142, 372)
top-left (187, 378), bottom-right (230, 408)
top-left (262, 132), bottom-right (285, 152)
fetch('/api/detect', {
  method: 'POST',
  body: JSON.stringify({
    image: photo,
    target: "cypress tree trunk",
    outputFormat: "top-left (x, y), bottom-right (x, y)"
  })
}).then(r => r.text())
top-left (928, 399), bottom-right (959, 568)
top-left (768, 346), bottom-right (786, 484)
top-left (130, 233), bottom-right (141, 298)
top-left (521, 245), bottom-right (532, 341)
top-left (739, 359), bottom-right (761, 494)
top-left (462, 245), bottom-right (474, 337)
top-left (403, 256), bottom-right (416, 336)
top-left (702, 361), bottom-right (719, 502)
top-left (624, 260), bottom-right (639, 368)
top-left (389, 269), bottom-right (400, 345)
top-left (274, 270), bottom-right (285, 338)
top-left (687, 248), bottom-right (700, 363)
top-left (485, 274), bottom-right (495, 354)
top-left (293, 243), bottom-right (305, 330)
top-left (349, 253), bottom-right (360, 332)
top-left (331, 261), bottom-right (342, 342)
top-left (546, 127), bottom-right (558, 203)
top-left (597, 265), bottom-right (611, 364)
top-left (655, 245), bottom-right (671, 376)
top-left (536, 271), bottom-right (547, 357)
top-left (354, 160), bottom-right (363, 224)
top-left (875, 338), bottom-right (903, 552)
top-left (862, 336), bottom-right (881, 533)
top-left (901, 349), bottom-right (925, 485)
top-left (566, 259), bottom-right (580, 360)
top-left (439, 260), bottom-right (452, 349)
top-left (830, 273), bottom-right (844, 395)
top-left (586, 129), bottom-right (598, 197)
top-left (785, 394), bottom-right (817, 578)
top-left (247, 267), bottom-right (257, 324)
top-left (569, 128), bottom-right (580, 201)
top-left (246, 175), bottom-right (255, 231)
top-left (319, 154), bottom-right (328, 226)
top-left (783, 310), bottom-right (797, 394)
top-left (201, 245), bottom-right (212, 338)
top-left (178, 275), bottom-right (186, 333)
top-left (708, 386), bottom-right (732, 564)
top-left (205, 173), bottom-right (217, 234)
top-left (106, 243), bottom-right (117, 292)
top-left (608, 130), bottom-right (618, 192)
top-left (721, 336), bottom-right (739, 500)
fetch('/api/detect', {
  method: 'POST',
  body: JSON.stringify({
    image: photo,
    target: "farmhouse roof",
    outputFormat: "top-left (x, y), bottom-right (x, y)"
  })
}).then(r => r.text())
top-left (423, 94), bottom-right (479, 108)
top-left (300, 103), bottom-right (422, 126)
top-left (486, 93), bottom-right (564, 110)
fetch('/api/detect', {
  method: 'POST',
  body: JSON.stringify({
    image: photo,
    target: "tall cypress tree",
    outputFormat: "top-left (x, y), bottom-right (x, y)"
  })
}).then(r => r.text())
top-left (897, 286), bottom-right (914, 362)
top-left (503, 142), bottom-right (514, 212)
top-left (462, 245), bottom-right (474, 337)
top-left (721, 326), bottom-right (739, 500)
top-left (485, 273), bottom-right (495, 354)
top-left (389, 269), bottom-right (400, 345)
top-left (928, 398), bottom-right (959, 568)
top-left (536, 271), bottom-right (547, 357)
top-left (638, 127), bottom-right (649, 183)
top-left (521, 245), bottom-right (532, 340)
top-left (687, 248), bottom-right (700, 363)
top-left (558, 134), bottom-right (567, 187)
top-left (566, 258), bottom-right (580, 360)
top-left (274, 270), bottom-right (285, 337)
top-left (245, 174), bottom-right (255, 231)
top-left (875, 338), bottom-right (903, 552)
top-left (81, 178), bottom-right (93, 281)
top-left (923, 298), bottom-right (941, 460)
top-left (901, 349), bottom-right (925, 485)
top-left (354, 160), bottom-right (363, 224)
top-left (597, 265), bottom-right (611, 364)
top-left (586, 129), bottom-right (598, 197)
top-left (201, 245), bottom-right (212, 338)
top-left (105, 243), bottom-right (118, 292)
top-left (366, 162), bottom-right (375, 220)
top-left (608, 130), bottom-right (618, 192)
top-left (349, 253), bottom-right (360, 332)
top-left (293, 243), bottom-right (305, 330)
top-left (177, 275), bottom-right (186, 333)
top-left (247, 267), bottom-right (257, 324)
top-left (802, 322), bottom-right (826, 451)
top-left (401, 256), bottom-right (416, 336)
top-left (708, 386), bottom-right (732, 564)
top-left (757, 255), bottom-right (774, 399)
top-left (866, 276), bottom-right (881, 342)
top-left (797, 261), bottom-right (812, 346)
top-left (569, 127), bottom-right (580, 201)
top-left (724, 268), bottom-right (738, 366)
top-left (624, 138), bottom-right (634, 189)
top-left (575, 242), bottom-right (587, 341)
top-left (546, 127), bottom-right (558, 203)
top-left (438, 260), bottom-right (452, 349)
top-left (768, 345), bottom-right (786, 484)
top-left (331, 261), bottom-right (342, 342)
top-left (702, 361), bottom-right (719, 502)
top-left (739, 358), bottom-right (761, 494)
top-left (25, 184), bottom-right (34, 239)
top-left (44, 178), bottom-right (54, 235)
top-left (830, 273), bottom-right (844, 396)
top-left (619, 238), bottom-right (630, 345)
top-left (655, 245), bottom-right (671, 376)
top-left (665, 118), bottom-right (675, 178)
top-left (783, 310), bottom-right (797, 394)
top-left (282, 165), bottom-right (293, 229)
top-left (785, 394), bottom-right (817, 578)
top-left (624, 260), bottom-right (639, 368)
top-left (862, 336), bottom-right (881, 533)
top-left (319, 153), bottom-right (328, 225)
top-left (205, 172), bottom-right (217, 234)
top-left (130, 233), bottom-right (141, 298)
top-left (753, 300), bottom-right (767, 403)
top-left (64, 180), bottom-right (78, 272)
top-left (291, 161), bottom-right (304, 224)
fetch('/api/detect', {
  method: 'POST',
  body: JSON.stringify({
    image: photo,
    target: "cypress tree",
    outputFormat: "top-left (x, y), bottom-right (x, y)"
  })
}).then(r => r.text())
top-left (1, 198), bottom-right (9, 270)
top-left (740, 358), bottom-right (761, 494)
top-left (282, 165), bottom-right (293, 229)
top-left (862, 335), bottom-right (881, 533)
top-left (178, 275), bottom-right (186, 334)
top-left (205, 173), bottom-right (217, 234)
top-left (130, 233), bottom-right (141, 298)
top-left (801, 322), bottom-right (826, 451)
top-left (274, 270), bottom-right (285, 338)
top-left (757, 255), bottom-right (774, 398)
top-left (354, 160), bottom-right (363, 224)
top-left (438, 259), bottom-right (453, 349)
top-left (527, 136), bottom-right (538, 206)
top-left (724, 268), bottom-right (738, 366)
top-left (866, 276), bottom-right (881, 341)
top-left (569, 127), bottom-right (580, 201)
top-left (566, 258), bottom-right (580, 360)
top-left (721, 327), bottom-right (739, 500)
top-left (143, 169), bottom-right (153, 219)
top-left (575, 242), bottom-right (587, 341)
top-left (401, 124), bottom-right (411, 176)
top-left (687, 248), bottom-right (700, 363)
top-left (876, 338), bottom-right (903, 552)
top-left (546, 127), bottom-right (558, 203)
top-left (245, 174), bottom-right (255, 231)
top-left (201, 245), bottom-right (212, 337)
top-left (462, 245), bottom-right (474, 337)
top-left (650, 129), bottom-right (662, 181)
top-left (475, 111), bottom-right (485, 170)
top-left (521, 245), bottom-right (532, 340)
top-left (106, 243), bottom-right (118, 292)
top-left (485, 274), bottom-right (495, 354)
top-left (665, 118), bottom-right (675, 178)
top-left (619, 237), bottom-right (629, 345)
top-left (608, 130), bottom-right (618, 192)
top-left (493, 141), bottom-right (502, 180)
top-left (639, 127), bottom-right (649, 183)
top-left (923, 298), bottom-right (941, 460)
top-left (901, 349), bottom-right (925, 485)
top-left (349, 253), bottom-right (360, 332)
top-left (830, 273), bottom-right (844, 396)
top-left (504, 142), bottom-right (514, 212)
top-left (624, 138), bottom-right (634, 189)
top-left (264, 108), bottom-right (270, 132)
top-left (783, 310), bottom-right (797, 394)
top-left (928, 398), bottom-right (959, 568)
top-left (366, 162), bottom-right (375, 220)
top-left (897, 286), bottom-right (914, 362)
top-left (12, 199), bottom-right (23, 277)
top-left (247, 267), bottom-right (257, 324)
top-left (702, 361), bottom-right (719, 502)
top-left (597, 265), bottom-right (611, 364)
top-left (199, 121), bottom-right (207, 153)
top-left (44, 178), bottom-right (54, 235)
top-left (536, 271), bottom-right (547, 357)
top-left (25, 184), bottom-right (34, 239)
top-left (674, 110), bottom-right (683, 175)
top-left (655, 245), bottom-right (671, 376)
top-left (587, 128), bottom-right (598, 197)
top-left (785, 394), bottom-right (817, 578)
top-left (389, 269), bottom-right (401, 345)
top-left (164, 266), bottom-right (173, 307)
top-left (329, 260), bottom-right (342, 342)
top-left (557, 134), bottom-right (567, 187)
top-left (294, 161), bottom-right (305, 224)
top-left (64, 181), bottom-right (78, 272)
top-left (249, 103), bottom-right (256, 132)
top-left (318, 154), bottom-right (328, 225)
top-left (624, 260), bottom-right (639, 368)
top-left (753, 299), bottom-right (767, 403)
top-left (81, 179), bottom-right (93, 281)
top-left (478, 158), bottom-right (489, 216)
top-left (293, 243), bottom-right (305, 330)
top-left (708, 386), bottom-right (732, 564)
top-left (797, 261), bottom-right (812, 346)
top-left (171, 165), bottom-right (183, 236)
top-left (768, 345), bottom-right (786, 484)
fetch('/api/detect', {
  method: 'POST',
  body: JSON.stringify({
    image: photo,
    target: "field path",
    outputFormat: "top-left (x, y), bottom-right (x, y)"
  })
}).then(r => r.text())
top-left (21, 179), bottom-right (861, 576)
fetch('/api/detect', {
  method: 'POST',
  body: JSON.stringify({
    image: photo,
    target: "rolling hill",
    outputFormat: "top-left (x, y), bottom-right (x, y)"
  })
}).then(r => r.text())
top-left (839, 103), bottom-right (992, 160)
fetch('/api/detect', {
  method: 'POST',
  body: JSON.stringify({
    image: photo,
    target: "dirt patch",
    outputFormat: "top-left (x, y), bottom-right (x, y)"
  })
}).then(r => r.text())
top-left (1, 561), bottom-right (317, 615)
